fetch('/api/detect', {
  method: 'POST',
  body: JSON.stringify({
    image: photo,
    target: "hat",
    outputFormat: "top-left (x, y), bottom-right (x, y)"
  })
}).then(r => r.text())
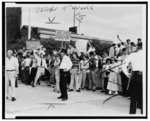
top-left (106, 58), bottom-right (112, 63)
top-left (39, 51), bottom-right (45, 55)
top-left (61, 49), bottom-right (67, 54)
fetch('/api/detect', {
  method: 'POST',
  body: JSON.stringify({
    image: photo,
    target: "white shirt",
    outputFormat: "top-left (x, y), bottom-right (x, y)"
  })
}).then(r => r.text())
top-left (34, 53), bottom-right (47, 69)
top-left (115, 47), bottom-right (121, 55)
top-left (120, 45), bottom-right (126, 50)
top-left (109, 47), bottom-right (115, 58)
top-left (94, 55), bottom-right (99, 68)
top-left (6, 56), bottom-right (19, 71)
top-left (24, 58), bottom-right (31, 67)
top-left (23, 50), bottom-right (27, 57)
top-left (80, 60), bottom-right (89, 69)
top-left (32, 59), bottom-right (37, 68)
top-left (39, 49), bottom-right (45, 55)
top-left (59, 55), bottom-right (72, 71)
top-left (122, 50), bottom-right (143, 77)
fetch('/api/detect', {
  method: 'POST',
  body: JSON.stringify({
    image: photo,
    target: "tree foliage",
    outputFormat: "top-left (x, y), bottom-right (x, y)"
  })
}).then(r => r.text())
top-left (6, 7), bottom-right (22, 49)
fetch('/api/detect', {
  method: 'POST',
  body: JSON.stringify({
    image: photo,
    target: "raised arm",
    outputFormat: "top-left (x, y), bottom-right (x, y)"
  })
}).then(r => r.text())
top-left (33, 49), bottom-right (40, 61)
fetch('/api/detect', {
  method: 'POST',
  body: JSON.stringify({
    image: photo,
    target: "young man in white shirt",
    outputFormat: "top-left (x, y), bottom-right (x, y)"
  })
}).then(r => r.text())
top-left (6, 50), bottom-right (19, 101)
top-left (78, 55), bottom-right (89, 90)
top-left (57, 49), bottom-right (72, 101)
top-left (24, 54), bottom-right (31, 85)
top-left (33, 50), bottom-right (47, 87)
top-left (122, 42), bottom-right (143, 114)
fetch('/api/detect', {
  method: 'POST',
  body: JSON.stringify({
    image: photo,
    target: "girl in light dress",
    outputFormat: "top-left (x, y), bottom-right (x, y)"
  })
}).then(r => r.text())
top-left (107, 57), bottom-right (119, 95)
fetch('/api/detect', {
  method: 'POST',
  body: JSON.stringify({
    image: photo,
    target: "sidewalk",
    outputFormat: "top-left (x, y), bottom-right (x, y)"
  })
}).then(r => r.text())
top-left (5, 81), bottom-right (132, 118)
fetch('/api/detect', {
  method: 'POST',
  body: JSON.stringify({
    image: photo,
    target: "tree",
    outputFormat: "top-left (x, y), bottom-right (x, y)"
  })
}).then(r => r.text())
top-left (6, 7), bottom-right (22, 49)
top-left (91, 38), bottom-right (112, 55)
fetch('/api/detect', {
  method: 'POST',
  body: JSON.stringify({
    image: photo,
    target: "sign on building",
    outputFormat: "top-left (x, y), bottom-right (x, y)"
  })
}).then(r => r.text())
top-left (55, 30), bottom-right (71, 41)
top-left (26, 40), bottom-right (42, 50)
top-left (75, 39), bottom-right (88, 54)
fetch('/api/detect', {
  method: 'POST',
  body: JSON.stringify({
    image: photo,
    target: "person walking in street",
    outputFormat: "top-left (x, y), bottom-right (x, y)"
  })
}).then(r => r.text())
top-left (88, 51), bottom-right (99, 91)
top-left (78, 54), bottom-right (89, 90)
top-left (6, 50), bottom-right (19, 101)
top-left (29, 55), bottom-right (37, 86)
top-left (33, 50), bottom-right (47, 87)
top-left (69, 52), bottom-right (80, 92)
top-left (57, 49), bottom-right (72, 101)
top-left (122, 42), bottom-right (143, 114)
top-left (54, 54), bottom-right (61, 93)
top-left (23, 54), bottom-right (31, 85)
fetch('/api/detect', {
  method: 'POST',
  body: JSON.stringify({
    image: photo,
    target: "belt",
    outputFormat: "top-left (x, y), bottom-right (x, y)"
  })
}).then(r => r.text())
top-left (6, 70), bottom-right (15, 71)
top-left (133, 71), bottom-right (142, 75)
top-left (38, 67), bottom-right (45, 68)
top-left (82, 68), bottom-right (88, 70)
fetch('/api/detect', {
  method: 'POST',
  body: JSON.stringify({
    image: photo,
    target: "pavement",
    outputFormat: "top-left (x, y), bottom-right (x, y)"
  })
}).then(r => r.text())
top-left (5, 81), bottom-right (142, 118)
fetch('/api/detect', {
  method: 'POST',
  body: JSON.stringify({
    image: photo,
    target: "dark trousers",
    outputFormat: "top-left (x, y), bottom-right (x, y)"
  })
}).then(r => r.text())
top-left (15, 78), bottom-right (18, 87)
top-left (29, 67), bottom-right (37, 85)
top-left (120, 71), bottom-right (129, 96)
top-left (129, 72), bottom-right (143, 114)
top-left (59, 69), bottom-right (69, 99)
top-left (24, 66), bottom-right (30, 84)
top-left (104, 77), bottom-right (108, 90)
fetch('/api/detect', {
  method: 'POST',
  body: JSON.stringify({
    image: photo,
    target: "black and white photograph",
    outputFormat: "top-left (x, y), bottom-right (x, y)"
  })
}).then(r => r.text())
top-left (2, 1), bottom-right (148, 119)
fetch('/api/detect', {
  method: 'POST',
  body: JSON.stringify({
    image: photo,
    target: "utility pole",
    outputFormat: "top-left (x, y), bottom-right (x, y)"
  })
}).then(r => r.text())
top-left (73, 10), bottom-right (75, 26)
top-left (28, 7), bottom-right (31, 40)
top-left (79, 21), bottom-right (80, 34)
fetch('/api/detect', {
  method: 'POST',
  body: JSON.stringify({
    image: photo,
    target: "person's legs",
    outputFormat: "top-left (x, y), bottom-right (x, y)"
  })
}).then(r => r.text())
top-left (5, 72), bottom-right (9, 98)
top-left (51, 68), bottom-right (55, 85)
top-left (101, 72), bottom-right (105, 91)
top-left (25, 66), bottom-right (30, 85)
top-left (59, 70), bottom-right (63, 98)
top-left (129, 73), bottom-right (137, 114)
top-left (91, 69), bottom-right (97, 90)
top-left (78, 71), bottom-right (82, 89)
top-left (55, 73), bottom-right (60, 91)
top-left (82, 69), bottom-right (87, 89)
top-left (63, 72), bottom-right (68, 99)
top-left (136, 73), bottom-right (143, 114)
top-left (22, 69), bottom-right (26, 83)
top-left (120, 71), bottom-right (129, 96)
top-left (74, 70), bottom-right (79, 90)
top-left (97, 69), bottom-right (102, 89)
top-left (29, 68), bottom-right (36, 85)
top-left (15, 78), bottom-right (18, 88)
top-left (9, 72), bottom-right (16, 98)
top-left (88, 71), bottom-right (93, 90)
top-left (60, 70), bottom-right (68, 99)
top-left (24, 67), bottom-right (28, 84)
top-left (69, 69), bottom-right (75, 90)
top-left (34, 69), bottom-right (42, 86)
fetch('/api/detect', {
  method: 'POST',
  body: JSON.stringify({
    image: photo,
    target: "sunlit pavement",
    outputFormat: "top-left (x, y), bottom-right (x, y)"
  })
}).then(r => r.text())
top-left (5, 81), bottom-right (141, 118)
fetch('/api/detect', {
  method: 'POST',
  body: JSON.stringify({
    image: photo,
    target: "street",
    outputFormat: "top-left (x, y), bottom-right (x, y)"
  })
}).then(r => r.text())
top-left (5, 80), bottom-right (138, 118)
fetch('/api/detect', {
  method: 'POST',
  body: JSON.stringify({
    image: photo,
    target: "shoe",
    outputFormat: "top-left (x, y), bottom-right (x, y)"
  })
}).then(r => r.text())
top-left (61, 98), bottom-right (68, 101)
top-left (32, 85), bottom-right (35, 87)
top-left (108, 91), bottom-right (112, 95)
top-left (92, 89), bottom-right (96, 92)
top-left (11, 97), bottom-right (16, 101)
top-left (68, 89), bottom-right (73, 92)
top-left (57, 96), bottom-right (62, 99)
top-left (76, 90), bottom-right (80, 92)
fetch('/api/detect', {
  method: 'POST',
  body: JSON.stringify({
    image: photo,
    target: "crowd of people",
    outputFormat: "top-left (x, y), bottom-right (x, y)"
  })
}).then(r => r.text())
top-left (6, 38), bottom-right (143, 114)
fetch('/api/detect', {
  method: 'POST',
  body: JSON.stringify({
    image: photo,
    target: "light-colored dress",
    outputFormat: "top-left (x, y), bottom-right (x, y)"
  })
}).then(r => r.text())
top-left (107, 63), bottom-right (119, 91)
